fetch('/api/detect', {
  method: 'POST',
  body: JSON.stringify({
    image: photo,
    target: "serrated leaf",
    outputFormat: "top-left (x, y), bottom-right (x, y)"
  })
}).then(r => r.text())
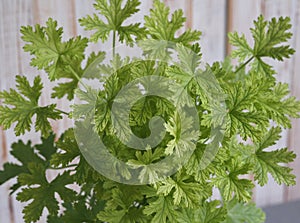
top-left (79, 0), bottom-right (145, 45)
top-left (17, 163), bottom-right (76, 223)
top-left (223, 199), bottom-right (265, 223)
top-left (0, 76), bottom-right (61, 136)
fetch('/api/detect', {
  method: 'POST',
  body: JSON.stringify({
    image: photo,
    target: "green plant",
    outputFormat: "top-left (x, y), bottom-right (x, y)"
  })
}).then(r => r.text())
top-left (0, 0), bottom-right (299, 222)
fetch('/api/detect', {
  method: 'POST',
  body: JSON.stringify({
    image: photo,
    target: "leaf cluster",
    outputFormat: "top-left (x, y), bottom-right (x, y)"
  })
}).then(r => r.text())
top-left (0, 0), bottom-right (299, 223)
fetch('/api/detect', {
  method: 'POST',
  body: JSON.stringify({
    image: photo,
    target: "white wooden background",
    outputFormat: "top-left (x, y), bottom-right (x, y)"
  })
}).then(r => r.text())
top-left (0, 0), bottom-right (300, 222)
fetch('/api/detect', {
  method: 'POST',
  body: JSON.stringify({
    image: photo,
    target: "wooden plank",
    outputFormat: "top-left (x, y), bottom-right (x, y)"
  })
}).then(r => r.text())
top-left (286, 0), bottom-right (300, 202)
top-left (0, 1), bottom-right (77, 222)
top-left (32, 0), bottom-right (77, 138)
top-left (30, 1), bottom-right (78, 222)
top-left (0, 0), bottom-right (37, 223)
top-left (227, 0), bottom-right (300, 207)
top-left (191, 0), bottom-right (227, 201)
top-left (226, 0), bottom-right (263, 206)
top-left (258, 0), bottom-right (298, 205)
top-left (226, 0), bottom-right (287, 207)
top-left (191, 0), bottom-right (227, 64)
top-left (0, 1), bottom-right (37, 222)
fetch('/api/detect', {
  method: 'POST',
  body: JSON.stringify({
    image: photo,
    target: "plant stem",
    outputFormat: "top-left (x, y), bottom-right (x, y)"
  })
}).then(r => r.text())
top-left (67, 65), bottom-right (88, 89)
top-left (112, 30), bottom-right (116, 57)
top-left (54, 108), bottom-right (69, 116)
top-left (234, 56), bottom-right (254, 74)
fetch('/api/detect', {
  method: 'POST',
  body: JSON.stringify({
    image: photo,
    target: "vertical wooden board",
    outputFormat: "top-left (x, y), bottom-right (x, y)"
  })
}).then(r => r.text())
top-left (226, 0), bottom-right (262, 206)
top-left (32, 0), bottom-right (77, 137)
top-left (228, 0), bottom-right (299, 207)
top-left (163, 0), bottom-right (227, 64)
top-left (0, 1), bottom-right (78, 222)
top-left (164, 0), bottom-right (186, 13)
top-left (74, 0), bottom-right (104, 60)
top-left (190, 0), bottom-right (227, 201)
top-left (255, 0), bottom-right (298, 206)
top-left (0, 129), bottom-right (12, 223)
top-left (191, 0), bottom-right (227, 64)
top-left (227, 0), bottom-right (290, 207)
top-left (227, 0), bottom-right (261, 46)
top-left (286, 0), bottom-right (300, 202)
top-left (0, 1), bottom-right (37, 222)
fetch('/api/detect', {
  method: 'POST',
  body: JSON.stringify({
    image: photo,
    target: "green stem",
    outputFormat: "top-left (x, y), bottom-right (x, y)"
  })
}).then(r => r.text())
top-left (234, 56), bottom-right (254, 74)
top-left (113, 30), bottom-right (116, 57)
top-left (54, 108), bottom-right (69, 116)
top-left (67, 65), bottom-right (88, 89)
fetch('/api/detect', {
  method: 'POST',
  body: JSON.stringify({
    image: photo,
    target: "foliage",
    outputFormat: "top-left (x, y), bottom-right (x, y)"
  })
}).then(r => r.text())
top-left (0, 0), bottom-right (299, 222)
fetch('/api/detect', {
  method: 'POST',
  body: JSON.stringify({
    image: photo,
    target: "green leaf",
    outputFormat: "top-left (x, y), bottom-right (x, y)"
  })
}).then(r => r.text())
top-left (229, 15), bottom-right (295, 75)
top-left (21, 18), bottom-right (88, 81)
top-left (53, 199), bottom-right (104, 223)
top-left (17, 163), bottom-right (76, 223)
top-left (252, 127), bottom-right (296, 186)
top-left (143, 195), bottom-right (177, 223)
top-left (177, 200), bottom-right (227, 223)
top-left (157, 171), bottom-right (210, 208)
top-left (253, 80), bottom-right (300, 128)
top-left (98, 185), bottom-right (149, 223)
top-left (144, 0), bottom-right (200, 46)
top-left (79, 0), bottom-right (146, 45)
top-left (228, 32), bottom-right (252, 62)
top-left (223, 198), bottom-right (265, 223)
top-left (225, 81), bottom-right (268, 141)
top-left (50, 129), bottom-right (80, 168)
top-left (252, 15), bottom-right (294, 59)
top-left (164, 112), bottom-right (199, 157)
top-left (0, 76), bottom-right (61, 136)
top-left (0, 133), bottom-right (58, 192)
top-left (21, 18), bottom-right (88, 100)
top-left (213, 160), bottom-right (254, 202)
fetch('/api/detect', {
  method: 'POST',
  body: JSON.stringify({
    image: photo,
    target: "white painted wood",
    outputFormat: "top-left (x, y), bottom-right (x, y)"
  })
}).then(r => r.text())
top-left (286, 0), bottom-right (300, 202)
top-left (255, 0), bottom-right (299, 207)
top-left (192, 0), bottom-right (227, 64)
top-left (0, 1), bottom-right (37, 222)
top-left (226, 0), bottom-right (300, 207)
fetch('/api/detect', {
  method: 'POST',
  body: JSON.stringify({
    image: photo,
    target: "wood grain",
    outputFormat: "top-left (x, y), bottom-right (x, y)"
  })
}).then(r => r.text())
top-left (286, 0), bottom-right (300, 202)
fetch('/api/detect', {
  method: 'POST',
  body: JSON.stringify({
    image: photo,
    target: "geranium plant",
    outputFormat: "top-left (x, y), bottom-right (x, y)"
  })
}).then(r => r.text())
top-left (0, 0), bottom-right (299, 222)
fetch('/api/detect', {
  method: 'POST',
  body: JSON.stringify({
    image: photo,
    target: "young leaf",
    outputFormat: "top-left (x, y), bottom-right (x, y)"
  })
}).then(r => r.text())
top-left (21, 18), bottom-right (88, 99)
top-left (144, 0), bottom-right (200, 46)
top-left (252, 127), bottom-right (296, 186)
top-left (229, 15), bottom-right (294, 75)
top-left (79, 0), bottom-right (146, 45)
top-left (212, 160), bottom-right (254, 202)
top-left (0, 76), bottom-right (61, 136)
